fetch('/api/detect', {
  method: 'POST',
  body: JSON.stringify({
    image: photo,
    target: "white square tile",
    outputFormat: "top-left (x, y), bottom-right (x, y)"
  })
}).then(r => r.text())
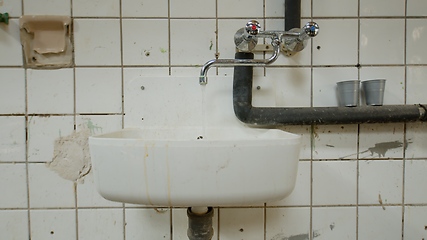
top-left (266, 207), bottom-right (310, 240)
top-left (0, 210), bottom-right (28, 239)
top-left (172, 208), bottom-right (218, 240)
top-left (122, 19), bottom-right (169, 66)
top-left (126, 208), bottom-right (170, 239)
top-left (360, 67), bottom-right (405, 105)
top-left (218, 0), bottom-right (263, 18)
top-left (0, 69), bottom-right (25, 114)
top-left (312, 125), bottom-right (359, 160)
top-left (78, 209), bottom-right (124, 240)
top-left (170, 19), bottom-right (216, 65)
top-left (313, 0), bottom-right (358, 17)
top-left (360, 0), bottom-right (405, 16)
top-left (121, 0), bottom-right (168, 17)
top-left (124, 77), bottom-right (202, 128)
top-left (405, 160), bottom-right (427, 204)
top-left (313, 67), bottom-right (359, 107)
top-left (77, 171), bottom-right (122, 208)
top-left (27, 116), bottom-right (74, 163)
top-left (312, 161), bottom-right (357, 205)
top-left (268, 161), bottom-right (311, 206)
top-left (406, 122), bottom-right (427, 159)
top-left (279, 125), bottom-right (312, 160)
top-left (266, 20), bottom-right (312, 66)
top-left (407, 19), bottom-right (427, 64)
top-left (75, 67), bottom-right (122, 113)
top-left (358, 206), bottom-right (402, 239)
top-left (72, 0), bottom-right (119, 17)
top-left (359, 160), bottom-right (403, 205)
top-left (0, 1), bottom-right (22, 16)
top-left (217, 19), bottom-right (246, 60)
top-left (23, 0), bottom-right (70, 15)
top-left (360, 19), bottom-right (405, 65)
top-left (0, 116), bottom-right (26, 162)
top-left (172, 208), bottom-right (188, 240)
top-left (76, 115), bottom-right (122, 135)
top-left (312, 207), bottom-right (356, 240)
top-left (312, 19), bottom-right (358, 66)
top-left (358, 123), bottom-right (405, 159)
top-left (0, 164), bottom-right (27, 208)
top-left (404, 206), bottom-right (427, 239)
top-left (219, 208), bottom-right (264, 240)
top-left (74, 19), bottom-right (121, 66)
top-left (0, 19), bottom-right (24, 66)
top-left (123, 67), bottom-right (169, 79)
top-left (170, 0), bottom-right (215, 18)
top-left (407, 66), bottom-right (427, 104)
top-left (407, 0), bottom-right (427, 16)
top-left (27, 69), bottom-right (74, 114)
top-left (30, 209), bottom-right (76, 240)
top-left (28, 163), bottom-right (75, 208)
top-left (264, 68), bottom-right (311, 107)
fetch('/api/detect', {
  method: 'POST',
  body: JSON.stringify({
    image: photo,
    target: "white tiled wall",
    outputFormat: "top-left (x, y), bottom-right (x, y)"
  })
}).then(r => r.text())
top-left (1, 1), bottom-right (427, 239)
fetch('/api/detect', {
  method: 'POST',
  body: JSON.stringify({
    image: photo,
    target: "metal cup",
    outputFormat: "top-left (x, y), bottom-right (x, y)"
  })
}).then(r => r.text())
top-left (362, 79), bottom-right (386, 106)
top-left (337, 80), bottom-right (360, 107)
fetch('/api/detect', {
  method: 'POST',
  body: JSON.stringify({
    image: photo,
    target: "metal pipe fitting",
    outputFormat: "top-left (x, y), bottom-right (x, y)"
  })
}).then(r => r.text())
top-left (233, 52), bottom-right (427, 125)
top-left (187, 207), bottom-right (214, 240)
top-left (199, 38), bottom-right (281, 85)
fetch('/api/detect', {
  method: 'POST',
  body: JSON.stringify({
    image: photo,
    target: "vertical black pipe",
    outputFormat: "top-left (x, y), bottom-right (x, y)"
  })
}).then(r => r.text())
top-left (285, 0), bottom-right (301, 31)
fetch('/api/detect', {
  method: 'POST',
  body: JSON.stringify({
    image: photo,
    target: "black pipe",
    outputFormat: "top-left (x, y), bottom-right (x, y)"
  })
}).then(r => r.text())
top-left (187, 207), bottom-right (214, 240)
top-left (285, 0), bottom-right (301, 31)
top-left (233, 52), bottom-right (427, 125)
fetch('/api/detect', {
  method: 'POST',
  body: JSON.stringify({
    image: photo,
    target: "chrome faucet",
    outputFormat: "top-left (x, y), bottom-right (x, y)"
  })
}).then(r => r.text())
top-left (199, 20), bottom-right (319, 85)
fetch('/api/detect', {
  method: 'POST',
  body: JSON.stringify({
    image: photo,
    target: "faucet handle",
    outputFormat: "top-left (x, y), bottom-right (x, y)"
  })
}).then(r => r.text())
top-left (245, 20), bottom-right (261, 36)
top-left (302, 22), bottom-right (319, 38)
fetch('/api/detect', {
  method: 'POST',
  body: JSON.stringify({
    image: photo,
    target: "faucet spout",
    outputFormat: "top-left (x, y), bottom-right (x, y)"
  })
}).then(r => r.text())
top-left (199, 39), bottom-right (280, 85)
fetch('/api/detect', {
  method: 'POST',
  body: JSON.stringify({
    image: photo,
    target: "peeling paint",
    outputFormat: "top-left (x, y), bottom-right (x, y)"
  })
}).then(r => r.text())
top-left (47, 127), bottom-right (91, 183)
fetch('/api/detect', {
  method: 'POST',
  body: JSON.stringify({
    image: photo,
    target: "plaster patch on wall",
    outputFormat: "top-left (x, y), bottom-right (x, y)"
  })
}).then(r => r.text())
top-left (47, 127), bottom-right (91, 183)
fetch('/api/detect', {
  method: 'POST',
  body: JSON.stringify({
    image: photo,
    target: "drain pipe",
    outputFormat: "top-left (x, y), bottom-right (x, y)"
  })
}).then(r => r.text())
top-left (187, 207), bottom-right (214, 240)
top-left (233, 52), bottom-right (427, 125)
top-left (285, 0), bottom-right (301, 30)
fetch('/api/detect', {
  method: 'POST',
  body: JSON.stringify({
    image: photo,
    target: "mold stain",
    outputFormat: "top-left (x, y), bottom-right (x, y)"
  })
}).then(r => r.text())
top-left (271, 231), bottom-right (320, 240)
top-left (87, 119), bottom-right (102, 135)
top-left (209, 40), bottom-right (213, 50)
top-left (159, 47), bottom-right (167, 53)
top-left (367, 141), bottom-right (403, 157)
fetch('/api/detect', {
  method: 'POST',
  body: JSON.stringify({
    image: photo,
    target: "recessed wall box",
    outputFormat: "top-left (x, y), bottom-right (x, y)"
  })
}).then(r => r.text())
top-left (20, 15), bottom-right (73, 68)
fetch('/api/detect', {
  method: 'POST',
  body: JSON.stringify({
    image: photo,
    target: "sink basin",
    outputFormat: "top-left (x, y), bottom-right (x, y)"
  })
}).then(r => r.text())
top-left (88, 127), bottom-right (301, 206)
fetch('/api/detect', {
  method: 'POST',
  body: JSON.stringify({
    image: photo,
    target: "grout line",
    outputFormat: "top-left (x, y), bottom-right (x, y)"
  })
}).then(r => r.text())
top-left (167, 0), bottom-right (171, 76)
top-left (356, 1), bottom-right (361, 239)
top-left (118, 1), bottom-right (127, 239)
top-left (310, 0), bottom-right (314, 239)
top-left (71, 1), bottom-right (80, 239)
top-left (401, 1), bottom-right (408, 239)
top-left (21, 0), bottom-right (31, 236)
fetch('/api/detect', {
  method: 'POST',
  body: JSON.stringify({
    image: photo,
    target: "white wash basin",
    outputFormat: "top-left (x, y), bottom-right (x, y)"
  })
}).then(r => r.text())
top-left (88, 127), bottom-right (301, 206)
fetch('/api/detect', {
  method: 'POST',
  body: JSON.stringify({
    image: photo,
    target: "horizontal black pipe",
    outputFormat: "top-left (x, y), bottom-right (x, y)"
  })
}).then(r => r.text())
top-left (285, 0), bottom-right (301, 31)
top-left (233, 52), bottom-right (427, 125)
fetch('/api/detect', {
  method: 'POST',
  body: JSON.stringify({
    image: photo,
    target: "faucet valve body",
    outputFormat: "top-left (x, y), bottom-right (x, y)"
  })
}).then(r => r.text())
top-left (199, 20), bottom-right (319, 84)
